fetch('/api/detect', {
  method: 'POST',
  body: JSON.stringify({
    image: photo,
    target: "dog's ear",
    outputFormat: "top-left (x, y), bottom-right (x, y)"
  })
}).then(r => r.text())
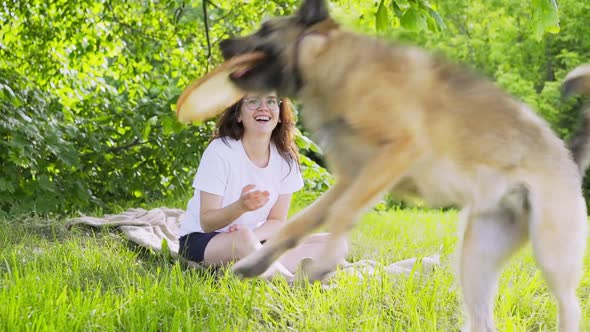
top-left (297, 0), bottom-right (329, 26)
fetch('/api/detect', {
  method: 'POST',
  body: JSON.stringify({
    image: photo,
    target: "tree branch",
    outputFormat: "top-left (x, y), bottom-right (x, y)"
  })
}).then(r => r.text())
top-left (202, 0), bottom-right (212, 72)
top-left (206, 0), bottom-right (221, 10)
top-left (173, 1), bottom-right (186, 28)
top-left (105, 1), bottom-right (163, 43)
top-left (107, 138), bottom-right (148, 153)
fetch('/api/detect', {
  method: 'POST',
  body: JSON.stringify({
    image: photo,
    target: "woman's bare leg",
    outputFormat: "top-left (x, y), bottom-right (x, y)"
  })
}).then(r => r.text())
top-left (203, 228), bottom-right (293, 279)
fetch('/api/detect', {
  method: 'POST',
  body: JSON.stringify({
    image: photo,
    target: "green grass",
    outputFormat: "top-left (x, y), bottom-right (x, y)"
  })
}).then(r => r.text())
top-left (1, 196), bottom-right (590, 331)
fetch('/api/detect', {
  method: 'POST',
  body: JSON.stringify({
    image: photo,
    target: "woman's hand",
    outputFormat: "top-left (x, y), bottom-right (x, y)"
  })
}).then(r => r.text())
top-left (239, 184), bottom-right (270, 212)
top-left (199, 185), bottom-right (269, 233)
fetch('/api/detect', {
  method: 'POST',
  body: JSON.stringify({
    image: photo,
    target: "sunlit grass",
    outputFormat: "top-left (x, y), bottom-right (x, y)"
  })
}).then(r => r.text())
top-left (1, 197), bottom-right (589, 331)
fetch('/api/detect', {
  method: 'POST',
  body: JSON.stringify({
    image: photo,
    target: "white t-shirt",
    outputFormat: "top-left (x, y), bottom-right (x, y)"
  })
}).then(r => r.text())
top-left (179, 137), bottom-right (304, 236)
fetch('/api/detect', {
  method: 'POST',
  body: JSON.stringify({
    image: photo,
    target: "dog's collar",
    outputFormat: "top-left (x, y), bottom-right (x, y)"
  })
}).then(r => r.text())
top-left (293, 30), bottom-right (328, 93)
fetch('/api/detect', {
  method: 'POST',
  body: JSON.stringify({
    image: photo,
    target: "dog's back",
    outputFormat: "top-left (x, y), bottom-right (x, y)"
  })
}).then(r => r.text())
top-left (299, 32), bottom-right (581, 208)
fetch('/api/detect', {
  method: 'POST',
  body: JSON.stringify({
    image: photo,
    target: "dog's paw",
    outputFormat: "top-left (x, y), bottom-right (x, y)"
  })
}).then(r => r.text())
top-left (231, 251), bottom-right (274, 278)
top-left (291, 258), bottom-right (334, 287)
top-left (231, 260), bottom-right (268, 278)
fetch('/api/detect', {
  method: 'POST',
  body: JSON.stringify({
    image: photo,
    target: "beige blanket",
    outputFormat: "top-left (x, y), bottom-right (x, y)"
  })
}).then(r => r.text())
top-left (68, 207), bottom-right (440, 277)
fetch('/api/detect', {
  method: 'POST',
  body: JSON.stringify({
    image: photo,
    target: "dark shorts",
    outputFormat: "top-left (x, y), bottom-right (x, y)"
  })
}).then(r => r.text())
top-left (178, 231), bottom-right (267, 264)
top-left (178, 232), bottom-right (221, 263)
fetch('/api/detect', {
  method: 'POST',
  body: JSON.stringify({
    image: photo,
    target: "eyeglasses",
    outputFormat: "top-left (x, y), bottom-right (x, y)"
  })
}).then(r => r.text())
top-left (243, 97), bottom-right (281, 111)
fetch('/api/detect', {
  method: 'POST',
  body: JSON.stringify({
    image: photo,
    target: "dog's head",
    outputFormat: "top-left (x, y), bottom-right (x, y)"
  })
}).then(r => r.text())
top-left (219, 0), bottom-right (336, 97)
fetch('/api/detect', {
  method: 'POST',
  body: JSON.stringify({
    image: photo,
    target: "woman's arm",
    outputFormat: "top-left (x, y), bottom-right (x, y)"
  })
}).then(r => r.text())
top-left (200, 185), bottom-right (270, 233)
top-left (254, 193), bottom-right (293, 241)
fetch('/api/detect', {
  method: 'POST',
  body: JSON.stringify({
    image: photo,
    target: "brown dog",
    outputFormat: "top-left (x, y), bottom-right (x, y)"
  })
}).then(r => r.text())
top-left (219, 1), bottom-right (590, 330)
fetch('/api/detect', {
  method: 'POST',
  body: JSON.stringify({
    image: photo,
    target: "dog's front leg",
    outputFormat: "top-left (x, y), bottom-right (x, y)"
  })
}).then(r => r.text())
top-left (231, 179), bottom-right (349, 278)
top-left (302, 141), bottom-right (422, 281)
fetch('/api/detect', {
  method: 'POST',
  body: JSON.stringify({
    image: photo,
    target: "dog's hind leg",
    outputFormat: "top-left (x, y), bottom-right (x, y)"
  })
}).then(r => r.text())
top-left (529, 190), bottom-right (586, 332)
top-left (231, 179), bottom-right (349, 278)
top-left (459, 184), bottom-right (530, 332)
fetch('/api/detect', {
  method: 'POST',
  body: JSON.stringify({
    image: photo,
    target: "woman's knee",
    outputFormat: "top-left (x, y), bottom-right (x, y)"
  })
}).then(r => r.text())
top-left (232, 228), bottom-right (260, 257)
top-left (306, 233), bottom-right (348, 252)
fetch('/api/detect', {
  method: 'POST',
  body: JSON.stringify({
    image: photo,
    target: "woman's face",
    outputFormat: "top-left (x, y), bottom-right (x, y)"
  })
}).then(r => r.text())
top-left (238, 92), bottom-right (281, 136)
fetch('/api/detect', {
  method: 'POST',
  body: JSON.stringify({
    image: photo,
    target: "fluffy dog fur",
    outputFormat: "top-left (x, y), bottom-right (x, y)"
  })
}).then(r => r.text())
top-left (219, 1), bottom-right (590, 330)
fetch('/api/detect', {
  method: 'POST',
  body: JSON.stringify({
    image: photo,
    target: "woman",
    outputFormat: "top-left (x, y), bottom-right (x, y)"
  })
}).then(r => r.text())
top-left (178, 91), bottom-right (347, 279)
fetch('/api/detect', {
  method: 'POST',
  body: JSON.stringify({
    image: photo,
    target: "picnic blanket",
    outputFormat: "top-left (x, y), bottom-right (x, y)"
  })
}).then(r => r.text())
top-left (68, 207), bottom-right (440, 278)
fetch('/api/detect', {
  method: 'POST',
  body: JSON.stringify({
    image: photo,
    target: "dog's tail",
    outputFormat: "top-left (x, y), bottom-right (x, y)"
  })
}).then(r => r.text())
top-left (564, 64), bottom-right (590, 174)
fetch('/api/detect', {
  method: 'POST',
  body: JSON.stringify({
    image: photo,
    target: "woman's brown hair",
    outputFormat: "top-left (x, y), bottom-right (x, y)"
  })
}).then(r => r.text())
top-left (213, 97), bottom-right (300, 171)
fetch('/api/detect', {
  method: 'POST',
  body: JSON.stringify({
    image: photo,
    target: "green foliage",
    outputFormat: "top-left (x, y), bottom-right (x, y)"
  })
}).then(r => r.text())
top-left (0, 0), bottom-right (305, 215)
top-left (0, 66), bottom-right (212, 215)
top-left (370, 0), bottom-right (559, 36)
top-left (333, 0), bottom-right (446, 34)
top-left (294, 128), bottom-right (334, 192)
top-left (1, 69), bottom-right (83, 213)
top-left (531, 0), bottom-right (560, 39)
top-left (1, 0), bottom-right (589, 215)
top-left (0, 0), bottom-right (221, 214)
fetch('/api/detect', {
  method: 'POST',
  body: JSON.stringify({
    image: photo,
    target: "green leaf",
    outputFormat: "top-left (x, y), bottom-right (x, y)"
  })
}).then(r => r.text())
top-left (400, 7), bottom-right (428, 31)
top-left (0, 83), bottom-right (16, 101)
top-left (294, 128), bottom-right (322, 153)
top-left (531, 0), bottom-right (560, 40)
top-left (376, 0), bottom-right (390, 33)
top-left (161, 238), bottom-right (171, 260)
top-left (391, 1), bottom-right (404, 18)
top-left (0, 178), bottom-right (16, 193)
top-left (295, 133), bottom-right (311, 151)
top-left (415, 0), bottom-right (447, 31)
top-left (143, 116), bottom-right (158, 141)
top-left (162, 113), bottom-right (185, 135)
top-left (59, 146), bottom-right (80, 168)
